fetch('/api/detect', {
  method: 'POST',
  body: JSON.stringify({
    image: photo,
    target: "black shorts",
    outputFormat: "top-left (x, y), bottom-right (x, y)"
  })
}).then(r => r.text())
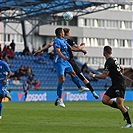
top-left (105, 84), bottom-right (126, 99)
top-left (68, 58), bottom-right (81, 75)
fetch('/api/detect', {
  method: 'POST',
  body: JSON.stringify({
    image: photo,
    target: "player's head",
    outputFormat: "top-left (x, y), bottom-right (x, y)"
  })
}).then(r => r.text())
top-left (103, 45), bottom-right (112, 57)
top-left (63, 28), bottom-right (70, 37)
top-left (55, 27), bottom-right (64, 38)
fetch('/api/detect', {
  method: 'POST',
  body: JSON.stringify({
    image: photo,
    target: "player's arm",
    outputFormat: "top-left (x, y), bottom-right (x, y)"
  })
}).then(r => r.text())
top-left (42, 42), bottom-right (53, 51)
top-left (70, 45), bottom-right (87, 54)
top-left (89, 71), bottom-right (109, 79)
top-left (56, 48), bottom-right (68, 60)
top-left (5, 71), bottom-right (12, 80)
top-left (120, 65), bottom-right (124, 74)
top-left (76, 43), bottom-right (85, 49)
top-left (34, 42), bottom-right (53, 55)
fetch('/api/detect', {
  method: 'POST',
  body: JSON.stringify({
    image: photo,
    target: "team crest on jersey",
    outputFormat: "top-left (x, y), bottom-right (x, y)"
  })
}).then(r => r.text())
top-left (115, 90), bottom-right (120, 96)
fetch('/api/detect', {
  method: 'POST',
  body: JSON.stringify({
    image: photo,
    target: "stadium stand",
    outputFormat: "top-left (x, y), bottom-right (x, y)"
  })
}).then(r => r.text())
top-left (8, 52), bottom-right (110, 91)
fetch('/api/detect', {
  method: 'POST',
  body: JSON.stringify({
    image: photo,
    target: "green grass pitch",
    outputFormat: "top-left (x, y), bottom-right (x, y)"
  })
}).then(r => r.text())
top-left (0, 101), bottom-right (133, 133)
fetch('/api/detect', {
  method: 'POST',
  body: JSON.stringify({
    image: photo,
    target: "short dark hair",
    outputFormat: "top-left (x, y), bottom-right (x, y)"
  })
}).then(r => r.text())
top-left (104, 46), bottom-right (112, 54)
top-left (55, 27), bottom-right (62, 36)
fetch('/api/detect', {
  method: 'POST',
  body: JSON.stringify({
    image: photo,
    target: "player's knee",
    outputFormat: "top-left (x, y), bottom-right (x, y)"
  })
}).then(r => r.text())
top-left (59, 79), bottom-right (65, 84)
top-left (59, 80), bottom-right (64, 84)
top-left (69, 71), bottom-right (76, 77)
top-left (102, 99), bottom-right (106, 105)
top-left (58, 76), bottom-right (65, 83)
top-left (102, 98), bottom-right (108, 105)
top-left (117, 103), bottom-right (123, 109)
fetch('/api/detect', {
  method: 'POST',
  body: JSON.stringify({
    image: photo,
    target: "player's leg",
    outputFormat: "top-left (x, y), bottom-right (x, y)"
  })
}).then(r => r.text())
top-left (67, 69), bottom-right (89, 92)
top-left (103, 86), bottom-right (132, 128)
top-left (102, 86), bottom-right (118, 108)
top-left (65, 61), bottom-right (81, 89)
top-left (54, 63), bottom-right (65, 108)
top-left (55, 76), bottom-right (65, 107)
top-left (0, 95), bottom-right (2, 118)
top-left (69, 59), bottom-right (98, 99)
top-left (57, 76), bottom-right (65, 99)
top-left (0, 94), bottom-right (3, 119)
top-left (102, 94), bottom-right (116, 107)
top-left (116, 97), bottom-right (132, 128)
top-left (4, 90), bottom-right (12, 101)
top-left (78, 73), bottom-right (99, 99)
top-left (24, 91), bottom-right (28, 101)
top-left (115, 86), bottom-right (132, 128)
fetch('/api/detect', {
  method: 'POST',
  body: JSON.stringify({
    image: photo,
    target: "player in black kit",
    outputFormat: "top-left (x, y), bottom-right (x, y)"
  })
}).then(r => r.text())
top-left (90, 46), bottom-right (132, 128)
top-left (63, 28), bottom-right (99, 99)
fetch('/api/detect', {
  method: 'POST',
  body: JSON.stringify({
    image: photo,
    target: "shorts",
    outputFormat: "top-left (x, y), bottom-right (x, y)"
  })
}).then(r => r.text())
top-left (105, 84), bottom-right (126, 99)
top-left (54, 61), bottom-right (73, 76)
top-left (68, 58), bottom-right (81, 75)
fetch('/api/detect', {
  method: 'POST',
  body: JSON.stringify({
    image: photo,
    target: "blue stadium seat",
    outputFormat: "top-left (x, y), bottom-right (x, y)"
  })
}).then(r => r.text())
top-left (8, 54), bottom-right (107, 90)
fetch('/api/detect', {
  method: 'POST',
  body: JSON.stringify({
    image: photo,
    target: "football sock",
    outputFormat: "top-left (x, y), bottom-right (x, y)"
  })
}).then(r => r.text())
top-left (0, 102), bottom-right (2, 116)
top-left (123, 112), bottom-right (131, 124)
top-left (72, 76), bottom-right (81, 88)
top-left (110, 101), bottom-right (118, 109)
top-left (85, 83), bottom-right (94, 92)
top-left (77, 73), bottom-right (85, 81)
top-left (57, 83), bottom-right (63, 99)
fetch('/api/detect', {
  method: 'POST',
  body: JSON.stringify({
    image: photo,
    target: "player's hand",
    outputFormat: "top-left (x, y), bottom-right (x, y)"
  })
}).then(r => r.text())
top-left (2, 79), bottom-right (7, 85)
top-left (82, 50), bottom-right (87, 55)
top-left (89, 72), bottom-right (93, 77)
top-left (63, 57), bottom-right (68, 60)
top-left (120, 65), bottom-right (124, 74)
top-left (80, 43), bottom-right (85, 46)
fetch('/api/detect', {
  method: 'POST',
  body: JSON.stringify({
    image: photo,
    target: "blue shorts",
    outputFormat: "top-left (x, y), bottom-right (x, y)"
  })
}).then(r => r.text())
top-left (54, 61), bottom-right (73, 76)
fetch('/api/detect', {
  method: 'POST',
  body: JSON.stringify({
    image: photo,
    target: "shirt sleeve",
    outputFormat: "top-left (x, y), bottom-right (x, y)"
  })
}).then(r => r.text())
top-left (103, 61), bottom-right (110, 72)
top-left (67, 39), bottom-right (75, 46)
top-left (3, 62), bottom-right (10, 72)
top-left (54, 40), bottom-right (60, 49)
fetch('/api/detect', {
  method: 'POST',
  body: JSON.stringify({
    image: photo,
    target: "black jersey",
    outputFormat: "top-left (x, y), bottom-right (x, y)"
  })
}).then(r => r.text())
top-left (104, 57), bottom-right (125, 86)
top-left (66, 38), bottom-right (75, 59)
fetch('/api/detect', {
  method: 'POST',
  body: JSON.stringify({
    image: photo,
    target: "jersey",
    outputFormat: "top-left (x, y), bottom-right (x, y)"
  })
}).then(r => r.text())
top-left (104, 57), bottom-right (125, 86)
top-left (66, 38), bottom-right (81, 75)
top-left (53, 37), bottom-right (70, 63)
top-left (66, 38), bottom-right (76, 59)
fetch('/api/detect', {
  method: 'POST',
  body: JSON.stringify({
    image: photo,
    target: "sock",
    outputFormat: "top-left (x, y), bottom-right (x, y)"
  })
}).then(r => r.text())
top-left (85, 83), bottom-right (94, 92)
top-left (123, 112), bottom-right (131, 124)
top-left (0, 102), bottom-right (2, 116)
top-left (77, 73), bottom-right (85, 81)
top-left (72, 76), bottom-right (81, 88)
top-left (57, 83), bottom-right (63, 99)
top-left (110, 101), bottom-right (118, 109)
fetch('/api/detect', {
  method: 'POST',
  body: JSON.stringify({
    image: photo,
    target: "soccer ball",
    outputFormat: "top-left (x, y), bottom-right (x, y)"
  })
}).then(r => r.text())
top-left (63, 12), bottom-right (73, 21)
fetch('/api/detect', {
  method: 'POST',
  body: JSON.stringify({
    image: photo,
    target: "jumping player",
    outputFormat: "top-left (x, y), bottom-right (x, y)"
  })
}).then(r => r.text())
top-left (63, 28), bottom-right (99, 99)
top-left (53, 27), bottom-right (89, 107)
top-left (34, 28), bottom-right (99, 99)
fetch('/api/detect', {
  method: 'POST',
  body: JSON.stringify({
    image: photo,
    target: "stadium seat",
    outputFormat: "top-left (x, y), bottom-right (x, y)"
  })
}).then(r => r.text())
top-left (8, 54), bottom-right (107, 90)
